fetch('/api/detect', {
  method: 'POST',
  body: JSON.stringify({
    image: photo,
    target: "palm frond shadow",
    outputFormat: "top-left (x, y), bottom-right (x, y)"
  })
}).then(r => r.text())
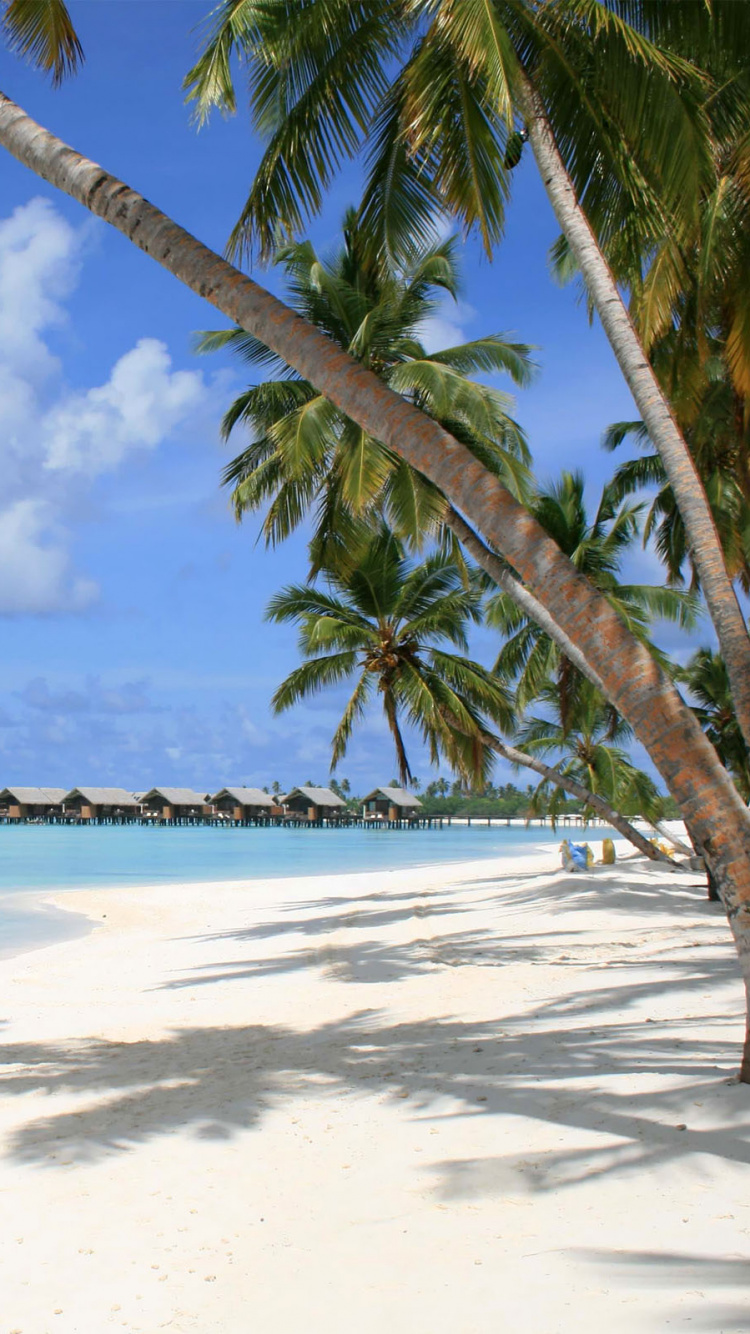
top-left (1, 981), bottom-right (746, 1179)
top-left (570, 1250), bottom-right (750, 1332)
top-left (482, 863), bottom-right (718, 918)
top-left (1, 867), bottom-right (745, 1195)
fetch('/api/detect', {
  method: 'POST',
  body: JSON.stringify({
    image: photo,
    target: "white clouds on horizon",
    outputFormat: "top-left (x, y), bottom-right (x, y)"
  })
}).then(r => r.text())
top-left (0, 198), bottom-right (213, 614)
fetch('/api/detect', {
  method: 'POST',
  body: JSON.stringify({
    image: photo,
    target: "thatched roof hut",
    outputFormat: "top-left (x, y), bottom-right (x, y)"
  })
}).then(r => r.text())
top-left (210, 787), bottom-right (275, 821)
top-left (140, 787), bottom-right (212, 820)
top-left (63, 787), bottom-right (142, 820)
top-left (0, 786), bottom-right (68, 819)
top-left (362, 786), bottom-right (423, 820)
top-left (283, 786), bottom-right (348, 822)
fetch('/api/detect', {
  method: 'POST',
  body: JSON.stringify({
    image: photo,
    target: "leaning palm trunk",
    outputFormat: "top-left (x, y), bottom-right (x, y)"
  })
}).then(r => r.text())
top-left (495, 740), bottom-right (674, 865)
top-left (3, 94), bottom-right (750, 1075)
top-left (519, 75), bottom-right (750, 755)
top-left (446, 512), bottom-right (694, 863)
top-left (650, 822), bottom-right (694, 858)
top-left (447, 511), bottom-right (690, 865)
top-left (445, 506), bottom-right (607, 695)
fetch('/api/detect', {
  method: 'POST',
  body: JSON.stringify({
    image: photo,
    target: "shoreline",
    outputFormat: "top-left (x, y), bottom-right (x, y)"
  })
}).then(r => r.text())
top-left (0, 831), bottom-right (619, 963)
top-left (0, 817), bottom-right (649, 903)
top-left (2, 837), bottom-right (745, 1333)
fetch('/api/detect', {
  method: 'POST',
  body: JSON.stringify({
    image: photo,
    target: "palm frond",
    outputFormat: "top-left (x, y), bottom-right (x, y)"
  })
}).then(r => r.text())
top-left (331, 670), bottom-right (374, 768)
top-left (429, 334), bottom-right (537, 386)
top-left (401, 23), bottom-right (512, 256)
top-left (271, 651), bottom-right (358, 712)
top-left (221, 379), bottom-right (319, 444)
top-left (358, 71), bottom-right (447, 269)
top-left (194, 326), bottom-right (295, 378)
top-left (222, 0), bottom-right (406, 260)
top-left (183, 0), bottom-right (253, 121)
top-left (4, 0), bottom-right (83, 84)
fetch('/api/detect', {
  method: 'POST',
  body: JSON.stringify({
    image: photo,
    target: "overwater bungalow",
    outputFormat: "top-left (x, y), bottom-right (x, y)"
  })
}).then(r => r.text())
top-left (362, 786), bottom-right (423, 823)
top-left (210, 787), bottom-right (276, 824)
top-left (0, 786), bottom-right (68, 821)
top-left (63, 787), bottom-right (142, 822)
top-left (283, 786), bottom-right (348, 823)
top-left (140, 787), bottom-right (213, 823)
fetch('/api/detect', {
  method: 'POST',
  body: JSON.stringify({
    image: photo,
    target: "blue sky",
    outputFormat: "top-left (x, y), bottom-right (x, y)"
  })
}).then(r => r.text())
top-left (0, 1), bottom-right (705, 794)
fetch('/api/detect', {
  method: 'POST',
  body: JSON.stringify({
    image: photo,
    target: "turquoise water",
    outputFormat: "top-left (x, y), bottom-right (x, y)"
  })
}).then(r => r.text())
top-left (0, 820), bottom-right (590, 891)
top-left (0, 822), bottom-right (611, 958)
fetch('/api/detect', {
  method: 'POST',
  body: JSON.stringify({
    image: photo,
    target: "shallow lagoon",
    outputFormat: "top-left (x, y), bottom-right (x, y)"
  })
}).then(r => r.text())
top-left (0, 821), bottom-right (612, 958)
top-left (0, 819), bottom-right (593, 894)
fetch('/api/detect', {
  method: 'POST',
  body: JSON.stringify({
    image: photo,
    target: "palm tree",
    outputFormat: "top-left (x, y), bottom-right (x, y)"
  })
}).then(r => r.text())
top-left (605, 372), bottom-right (750, 594)
top-left (185, 0), bottom-right (750, 750)
top-left (488, 471), bottom-right (699, 715)
top-left (681, 649), bottom-right (750, 804)
top-left (2, 96), bottom-right (750, 1073)
top-left (266, 527), bottom-right (513, 788)
top-left (589, 27), bottom-right (750, 415)
top-left (516, 679), bottom-right (668, 829)
top-left (268, 525), bottom-right (675, 860)
top-left (205, 212), bottom-right (610, 703)
top-left (200, 213), bottom-right (535, 570)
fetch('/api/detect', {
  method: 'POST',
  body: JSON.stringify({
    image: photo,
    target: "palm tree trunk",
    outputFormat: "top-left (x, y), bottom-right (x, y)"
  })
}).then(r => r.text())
top-left (445, 506), bottom-right (607, 695)
top-left (382, 689), bottom-right (412, 787)
top-left (518, 73), bottom-right (750, 755)
top-left (495, 740), bottom-right (673, 864)
top-left (3, 92), bottom-right (750, 1075)
top-left (448, 508), bottom-right (691, 862)
top-left (650, 822), bottom-right (693, 858)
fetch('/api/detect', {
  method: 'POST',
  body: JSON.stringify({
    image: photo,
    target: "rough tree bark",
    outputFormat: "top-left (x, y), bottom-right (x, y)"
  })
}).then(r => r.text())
top-left (1, 93), bottom-right (748, 1076)
top-left (445, 506), bottom-right (607, 694)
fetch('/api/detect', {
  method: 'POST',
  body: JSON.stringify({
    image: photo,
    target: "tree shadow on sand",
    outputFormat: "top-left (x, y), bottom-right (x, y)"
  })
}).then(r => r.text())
top-left (476, 862), bottom-right (723, 920)
top-left (2, 968), bottom-right (747, 1178)
top-left (571, 1249), bottom-right (750, 1331)
top-left (161, 863), bottom-right (727, 993)
top-left (2, 867), bottom-right (745, 1176)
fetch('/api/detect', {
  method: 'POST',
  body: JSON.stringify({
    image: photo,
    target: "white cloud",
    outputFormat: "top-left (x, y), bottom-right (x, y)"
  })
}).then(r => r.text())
top-left (0, 501), bottom-right (97, 614)
top-left (44, 338), bottom-right (206, 474)
top-left (418, 299), bottom-right (476, 354)
top-left (0, 198), bottom-right (211, 613)
top-left (0, 197), bottom-right (81, 380)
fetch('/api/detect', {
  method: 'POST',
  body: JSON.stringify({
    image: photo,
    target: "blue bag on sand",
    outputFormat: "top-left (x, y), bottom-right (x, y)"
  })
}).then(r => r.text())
top-left (560, 839), bottom-right (593, 871)
top-left (569, 842), bottom-right (589, 870)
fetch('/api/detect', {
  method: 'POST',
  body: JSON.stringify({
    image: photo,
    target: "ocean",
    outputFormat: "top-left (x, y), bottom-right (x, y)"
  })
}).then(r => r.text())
top-left (0, 821), bottom-right (608, 958)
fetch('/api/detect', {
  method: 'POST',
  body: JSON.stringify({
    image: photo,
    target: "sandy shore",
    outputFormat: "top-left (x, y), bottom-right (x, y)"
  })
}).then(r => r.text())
top-left (0, 841), bottom-right (748, 1333)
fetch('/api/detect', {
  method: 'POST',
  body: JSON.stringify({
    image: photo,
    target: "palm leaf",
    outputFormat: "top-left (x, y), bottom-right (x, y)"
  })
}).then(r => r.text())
top-left (221, 0), bottom-right (405, 259)
top-left (271, 651), bottom-right (358, 712)
top-left (194, 326), bottom-right (295, 378)
top-left (4, 0), bottom-right (83, 84)
top-left (357, 71), bottom-right (446, 269)
top-left (401, 25), bottom-right (511, 256)
top-left (429, 335), bottom-right (537, 386)
top-left (331, 670), bottom-right (374, 768)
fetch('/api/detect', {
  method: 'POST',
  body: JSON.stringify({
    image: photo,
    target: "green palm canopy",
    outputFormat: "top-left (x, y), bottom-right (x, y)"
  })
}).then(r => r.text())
top-left (185, 0), bottom-right (710, 268)
top-left (515, 676), bottom-right (667, 827)
top-left (604, 378), bottom-right (750, 594)
top-left (267, 527), bottom-right (514, 787)
top-left (488, 470), bottom-right (699, 717)
top-left (681, 648), bottom-right (750, 803)
top-left (198, 212), bottom-right (535, 570)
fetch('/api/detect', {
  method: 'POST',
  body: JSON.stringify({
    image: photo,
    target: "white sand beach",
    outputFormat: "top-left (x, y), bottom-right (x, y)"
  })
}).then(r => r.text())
top-left (0, 842), bottom-right (748, 1333)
